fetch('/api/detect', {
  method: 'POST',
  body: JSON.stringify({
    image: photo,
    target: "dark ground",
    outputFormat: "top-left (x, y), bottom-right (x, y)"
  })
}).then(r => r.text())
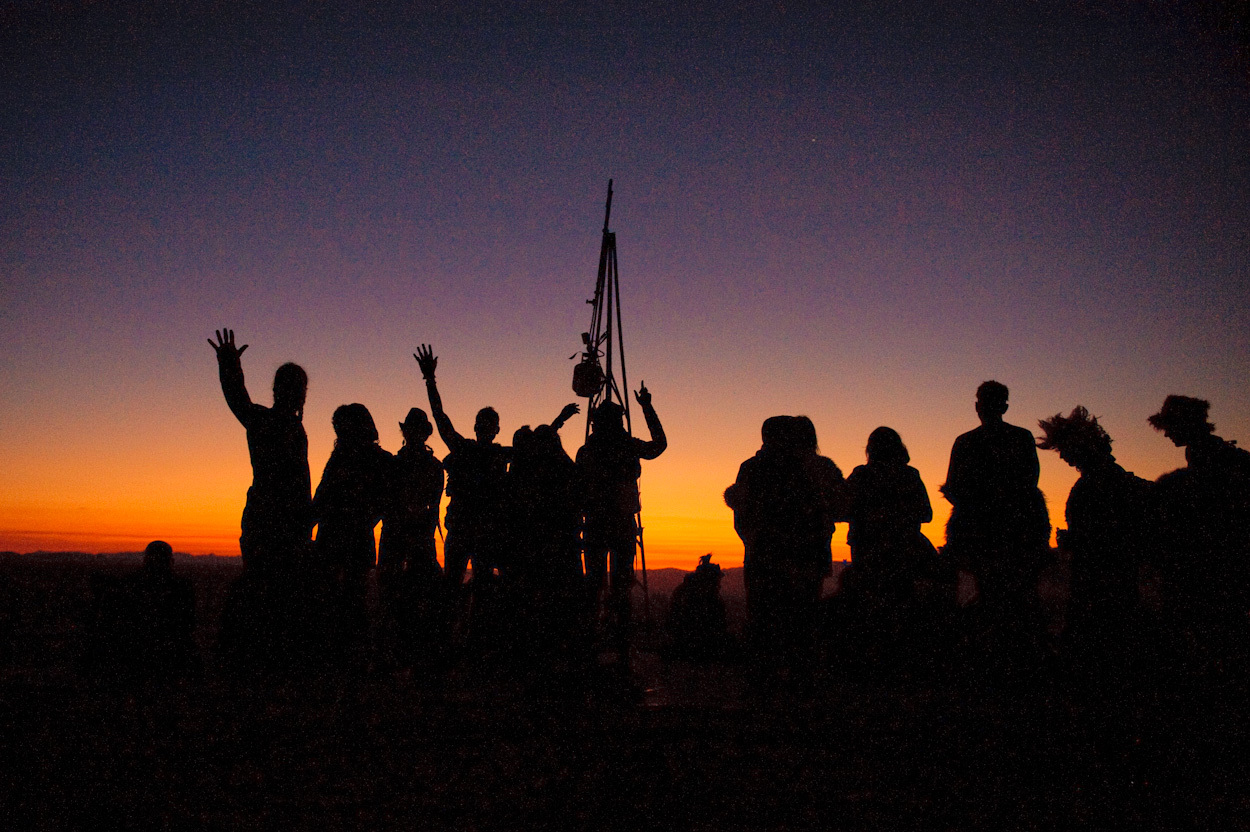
top-left (0, 554), bottom-right (1247, 830)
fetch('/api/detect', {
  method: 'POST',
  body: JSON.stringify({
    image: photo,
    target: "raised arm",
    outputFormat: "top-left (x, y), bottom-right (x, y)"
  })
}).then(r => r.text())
top-left (414, 344), bottom-right (465, 450)
top-left (633, 382), bottom-right (667, 460)
top-left (208, 328), bottom-right (254, 426)
top-left (550, 402), bottom-right (580, 432)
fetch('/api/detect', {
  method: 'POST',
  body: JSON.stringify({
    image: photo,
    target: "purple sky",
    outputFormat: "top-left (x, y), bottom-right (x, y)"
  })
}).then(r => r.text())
top-left (2, 2), bottom-right (1247, 561)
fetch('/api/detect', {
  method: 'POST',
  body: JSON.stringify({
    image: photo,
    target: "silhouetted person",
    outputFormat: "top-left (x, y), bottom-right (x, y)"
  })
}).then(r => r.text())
top-left (84, 541), bottom-right (198, 682)
top-left (414, 345), bottom-right (578, 587)
top-left (378, 407), bottom-right (446, 669)
top-left (792, 415), bottom-right (851, 576)
top-left (727, 416), bottom-right (842, 688)
top-left (209, 329), bottom-right (312, 573)
top-left (379, 407), bottom-right (445, 581)
top-left (942, 382), bottom-right (1050, 629)
top-left (662, 554), bottom-right (733, 662)
top-left (1038, 407), bottom-right (1152, 683)
top-left (414, 345), bottom-right (503, 586)
top-left (314, 403), bottom-right (393, 652)
top-left (577, 385), bottom-right (667, 665)
top-left (506, 418), bottom-right (586, 664)
top-left (846, 427), bottom-right (935, 614)
top-left (1149, 395), bottom-right (1250, 667)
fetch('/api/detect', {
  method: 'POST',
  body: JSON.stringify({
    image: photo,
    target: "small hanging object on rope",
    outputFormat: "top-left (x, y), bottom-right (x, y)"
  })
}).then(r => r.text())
top-left (572, 330), bottom-right (606, 398)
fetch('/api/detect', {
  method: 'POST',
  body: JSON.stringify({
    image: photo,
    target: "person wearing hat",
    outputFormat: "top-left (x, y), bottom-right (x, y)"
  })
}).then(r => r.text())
top-left (1149, 396), bottom-right (1250, 661)
top-left (1149, 395), bottom-right (1250, 474)
top-left (377, 407), bottom-right (446, 669)
top-left (576, 383), bottom-right (667, 666)
top-left (379, 407), bottom-right (445, 581)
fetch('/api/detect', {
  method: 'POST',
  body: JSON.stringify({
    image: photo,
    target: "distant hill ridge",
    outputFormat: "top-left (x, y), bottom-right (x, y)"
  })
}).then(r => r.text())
top-left (0, 551), bottom-right (238, 566)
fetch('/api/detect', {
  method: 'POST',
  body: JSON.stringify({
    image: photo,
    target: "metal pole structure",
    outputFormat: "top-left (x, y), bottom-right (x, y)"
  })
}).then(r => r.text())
top-left (572, 179), bottom-right (651, 628)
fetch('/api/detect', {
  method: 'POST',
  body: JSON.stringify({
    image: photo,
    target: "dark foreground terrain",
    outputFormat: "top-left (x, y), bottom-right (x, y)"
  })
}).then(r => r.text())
top-left (1, 554), bottom-right (1247, 830)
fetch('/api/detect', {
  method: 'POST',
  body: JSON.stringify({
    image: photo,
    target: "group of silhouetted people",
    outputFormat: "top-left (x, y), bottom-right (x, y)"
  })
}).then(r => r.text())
top-left (196, 327), bottom-right (1250, 694)
top-left (726, 381), bottom-right (1250, 694)
top-left (206, 330), bottom-right (665, 676)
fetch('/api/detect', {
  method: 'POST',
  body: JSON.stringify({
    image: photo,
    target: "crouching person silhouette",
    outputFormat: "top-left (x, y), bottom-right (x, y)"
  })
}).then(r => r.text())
top-left (577, 385), bottom-right (667, 669)
top-left (84, 541), bottom-right (199, 683)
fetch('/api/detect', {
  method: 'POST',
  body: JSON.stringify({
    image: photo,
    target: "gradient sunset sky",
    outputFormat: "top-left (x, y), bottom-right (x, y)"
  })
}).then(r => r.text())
top-left (3, 2), bottom-right (1247, 567)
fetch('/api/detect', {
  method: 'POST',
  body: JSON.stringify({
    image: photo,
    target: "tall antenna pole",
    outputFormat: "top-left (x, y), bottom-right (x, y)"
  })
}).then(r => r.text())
top-left (570, 179), bottom-right (649, 626)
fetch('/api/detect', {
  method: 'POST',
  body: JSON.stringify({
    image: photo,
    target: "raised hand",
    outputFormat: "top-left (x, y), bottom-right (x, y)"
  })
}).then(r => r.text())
top-left (414, 344), bottom-right (438, 379)
top-left (208, 329), bottom-right (248, 362)
top-left (552, 401), bottom-right (580, 429)
top-left (634, 381), bottom-right (652, 408)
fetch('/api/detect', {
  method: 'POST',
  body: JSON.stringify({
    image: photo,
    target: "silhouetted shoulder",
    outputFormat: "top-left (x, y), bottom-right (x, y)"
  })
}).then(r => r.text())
top-left (1004, 421), bottom-right (1038, 446)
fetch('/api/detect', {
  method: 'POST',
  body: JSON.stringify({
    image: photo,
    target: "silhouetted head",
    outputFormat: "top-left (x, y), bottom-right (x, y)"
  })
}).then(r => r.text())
top-left (532, 423), bottom-right (566, 459)
top-left (1148, 395), bottom-right (1215, 447)
top-left (143, 540), bottom-right (173, 574)
top-left (273, 363), bottom-right (308, 418)
top-left (1037, 406), bottom-right (1112, 470)
top-left (791, 415), bottom-right (820, 454)
top-left (591, 401), bottom-right (627, 435)
top-left (399, 407), bottom-right (433, 447)
top-left (332, 403), bottom-right (379, 448)
top-left (866, 426), bottom-right (910, 465)
top-left (512, 425), bottom-right (534, 453)
top-left (975, 380), bottom-right (1009, 424)
top-left (760, 416), bottom-right (790, 453)
top-left (474, 407), bottom-right (500, 443)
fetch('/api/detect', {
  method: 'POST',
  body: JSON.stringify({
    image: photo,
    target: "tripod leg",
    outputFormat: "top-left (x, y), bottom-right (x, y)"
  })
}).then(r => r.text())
top-left (636, 511), bottom-right (650, 631)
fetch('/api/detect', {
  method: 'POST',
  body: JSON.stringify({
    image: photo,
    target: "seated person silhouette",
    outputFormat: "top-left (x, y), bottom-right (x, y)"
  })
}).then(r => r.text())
top-left (662, 554), bottom-right (732, 663)
top-left (1037, 407), bottom-right (1152, 663)
top-left (209, 329), bottom-right (312, 574)
top-left (84, 541), bottom-right (198, 681)
top-left (1149, 395), bottom-right (1250, 645)
top-left (577, 386), bottom-right (666, 664)
top-left (942, 381), bottom-right (1049, 619)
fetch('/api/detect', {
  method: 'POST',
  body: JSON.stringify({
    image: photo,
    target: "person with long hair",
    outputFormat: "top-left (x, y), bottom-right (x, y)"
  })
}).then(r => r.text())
top-left (314, 403), bottom-right (393, 650)
top-left (847, 427), bottom-right (934, 604)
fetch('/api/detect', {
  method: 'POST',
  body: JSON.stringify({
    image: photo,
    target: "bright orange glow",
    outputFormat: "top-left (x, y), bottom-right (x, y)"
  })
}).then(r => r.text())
top-left (0, 354), bottom-right (1193, 571)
